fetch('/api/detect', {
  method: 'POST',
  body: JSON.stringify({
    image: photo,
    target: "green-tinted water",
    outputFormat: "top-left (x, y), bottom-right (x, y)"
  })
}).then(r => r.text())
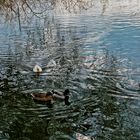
top-left (0, 1), bottom-right (140, 139)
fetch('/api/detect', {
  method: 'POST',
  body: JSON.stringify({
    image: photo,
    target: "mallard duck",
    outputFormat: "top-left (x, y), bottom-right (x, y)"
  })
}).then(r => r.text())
top-left (33, 64), bottom-right (42, 76)
top-left (31, 89), bottom-right (70, 105)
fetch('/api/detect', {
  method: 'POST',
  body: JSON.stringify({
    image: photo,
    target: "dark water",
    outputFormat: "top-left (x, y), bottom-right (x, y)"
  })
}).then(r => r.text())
top-left (0, 1), bottom-right (140, 140)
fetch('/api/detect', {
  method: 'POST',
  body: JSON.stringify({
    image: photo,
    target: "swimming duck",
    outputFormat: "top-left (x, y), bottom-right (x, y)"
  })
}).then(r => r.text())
top-left (31, 89), bottom-right (70, 105)
top-left (33, 64), bottom-right (42, 76)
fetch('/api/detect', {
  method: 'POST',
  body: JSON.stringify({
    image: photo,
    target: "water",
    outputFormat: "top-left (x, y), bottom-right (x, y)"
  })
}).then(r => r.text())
top-left (0, 1), bottom-right (140, 140)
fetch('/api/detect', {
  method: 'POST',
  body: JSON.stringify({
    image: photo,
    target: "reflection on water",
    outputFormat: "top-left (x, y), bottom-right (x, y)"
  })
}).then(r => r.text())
top-left (0, 0), bottom-right (140, 140)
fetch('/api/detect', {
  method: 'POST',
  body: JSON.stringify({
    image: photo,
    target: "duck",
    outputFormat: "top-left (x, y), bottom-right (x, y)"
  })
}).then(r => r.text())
top-left (31, 89), bottom-right (70, 105)
top-left (33, 64), bottom-right (42, 76)
top-left (33, 59), bottom-right (57, 75)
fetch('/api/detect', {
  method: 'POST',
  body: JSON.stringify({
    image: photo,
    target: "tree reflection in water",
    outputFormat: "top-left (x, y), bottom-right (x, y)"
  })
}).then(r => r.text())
top-left (0, 0), bottom-right (108, 25)
top-left (0, 0), bottom-right (140, 140)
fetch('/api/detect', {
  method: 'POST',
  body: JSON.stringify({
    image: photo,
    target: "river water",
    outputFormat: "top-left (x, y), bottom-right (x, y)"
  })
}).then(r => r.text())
top-left (0, 0), bottom-right (140, 140)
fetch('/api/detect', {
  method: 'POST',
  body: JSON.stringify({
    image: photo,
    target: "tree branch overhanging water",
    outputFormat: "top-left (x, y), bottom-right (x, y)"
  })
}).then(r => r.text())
top-left (0, 0), bottom-right (109, 20)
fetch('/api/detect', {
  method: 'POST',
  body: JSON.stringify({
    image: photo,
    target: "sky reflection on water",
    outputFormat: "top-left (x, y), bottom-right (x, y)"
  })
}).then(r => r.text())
top-left (0, 0), bottom-right (140, 140)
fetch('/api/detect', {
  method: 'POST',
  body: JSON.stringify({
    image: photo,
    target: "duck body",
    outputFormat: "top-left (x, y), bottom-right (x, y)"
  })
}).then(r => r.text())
top-left (31, 91), bottom-right (53, 103)
top-left (33, 64), bottom-right (42, 76)
top-left (31, 89), bottom-right (70, 105)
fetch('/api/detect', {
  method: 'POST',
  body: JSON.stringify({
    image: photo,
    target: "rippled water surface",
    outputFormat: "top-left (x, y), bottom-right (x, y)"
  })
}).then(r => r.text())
top-left (0, 1), bottom-right (140, 140)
